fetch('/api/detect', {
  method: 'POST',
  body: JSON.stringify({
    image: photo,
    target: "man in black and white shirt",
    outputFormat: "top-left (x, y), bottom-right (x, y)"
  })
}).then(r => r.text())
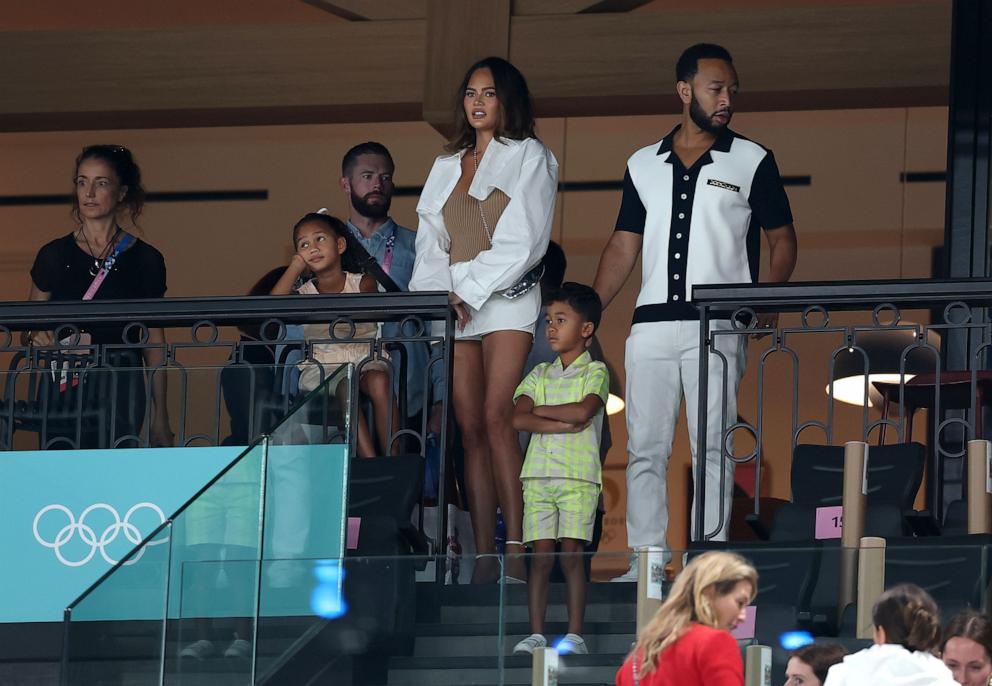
top-left (593, 43), bottom-right (798, 580)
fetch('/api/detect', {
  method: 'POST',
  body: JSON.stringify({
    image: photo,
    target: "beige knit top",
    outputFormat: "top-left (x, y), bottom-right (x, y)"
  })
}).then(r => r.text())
top-left (443, 189), bottom-right (510, 264)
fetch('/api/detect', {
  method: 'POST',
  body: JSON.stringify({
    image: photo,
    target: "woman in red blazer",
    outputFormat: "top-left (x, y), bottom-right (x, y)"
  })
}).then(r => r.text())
top-left (616, 551), bottom-right (758, 686)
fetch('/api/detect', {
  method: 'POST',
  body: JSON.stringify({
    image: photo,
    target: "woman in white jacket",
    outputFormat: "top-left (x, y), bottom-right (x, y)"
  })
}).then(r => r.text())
top-left (824, 584), bottom-right (957, 686)
top-left (411, 56), bottom-right (558, 583)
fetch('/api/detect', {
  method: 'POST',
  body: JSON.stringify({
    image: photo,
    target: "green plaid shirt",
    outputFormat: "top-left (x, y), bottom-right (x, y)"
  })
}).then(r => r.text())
top-left (514, 351), bottom-right (609, 484)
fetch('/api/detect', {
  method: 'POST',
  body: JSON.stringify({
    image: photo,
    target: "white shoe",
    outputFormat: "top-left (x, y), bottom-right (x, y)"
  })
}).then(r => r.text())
top-left (224, 638), bottom-right (251, 659)
top-left (513, 633), bottom-right (548, 655)
top-left (610, 555), bottom-right (638, 582)
top-left (180, 639), bottom-right (216, 660)
top-left (556, 633), bottom-right (588, 655)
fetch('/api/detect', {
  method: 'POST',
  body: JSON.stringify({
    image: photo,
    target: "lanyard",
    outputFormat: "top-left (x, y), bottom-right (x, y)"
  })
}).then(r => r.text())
top-left (83, 232), bottom-right (135, 300)
top-left (380, 232), bottom-right (396, 274)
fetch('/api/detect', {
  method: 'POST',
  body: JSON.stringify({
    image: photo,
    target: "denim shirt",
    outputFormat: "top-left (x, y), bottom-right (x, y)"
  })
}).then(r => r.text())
top-left (346, 218), bottom-right (443, 417)
top-left (346, 218), bottom-right (416, 291)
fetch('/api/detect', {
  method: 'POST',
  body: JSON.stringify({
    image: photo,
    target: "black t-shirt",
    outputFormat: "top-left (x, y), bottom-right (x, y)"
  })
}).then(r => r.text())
top-left (30, 232), bottom-right (167, 343)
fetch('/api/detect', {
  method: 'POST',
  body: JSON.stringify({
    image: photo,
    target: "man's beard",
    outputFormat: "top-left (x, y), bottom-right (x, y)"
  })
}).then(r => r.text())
top-left (351, 189), bottom-right (391, 219)
top-left (689, 94), bottom-right (732, 134)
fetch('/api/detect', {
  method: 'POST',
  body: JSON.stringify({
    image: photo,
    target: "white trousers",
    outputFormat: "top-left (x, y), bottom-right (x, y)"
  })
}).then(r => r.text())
top-left (624, 320), bottom-right (746, 549)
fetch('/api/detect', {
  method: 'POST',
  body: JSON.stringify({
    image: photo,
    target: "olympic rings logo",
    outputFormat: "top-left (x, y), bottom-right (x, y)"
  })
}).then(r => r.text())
top-left (33, 503), bottom-right (169, 567)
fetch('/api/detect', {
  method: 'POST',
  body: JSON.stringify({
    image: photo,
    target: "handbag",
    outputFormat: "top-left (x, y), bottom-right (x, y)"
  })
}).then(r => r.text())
top-left (499, 263), bottom-right (544, 300)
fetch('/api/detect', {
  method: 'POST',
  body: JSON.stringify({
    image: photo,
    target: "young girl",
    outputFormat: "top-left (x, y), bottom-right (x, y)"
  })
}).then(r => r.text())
top-left (271, 212), bottom-right (400, 458)
top-left (823, 584), bottom-right (956, 686)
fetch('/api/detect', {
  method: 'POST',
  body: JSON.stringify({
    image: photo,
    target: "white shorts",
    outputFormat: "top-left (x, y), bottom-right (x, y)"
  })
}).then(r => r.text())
top-left (434, 286), bottom-right (540, 340)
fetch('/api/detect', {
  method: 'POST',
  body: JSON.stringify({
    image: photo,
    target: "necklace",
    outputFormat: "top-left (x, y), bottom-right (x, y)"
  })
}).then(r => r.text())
top-left (78, 226), bottom-right (122, 276)
top-left (472, 147), bottom-right (493, 245)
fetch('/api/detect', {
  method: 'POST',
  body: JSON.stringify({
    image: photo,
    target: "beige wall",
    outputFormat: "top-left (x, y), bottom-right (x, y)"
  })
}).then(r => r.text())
top-left (0, 106), bottom-right (948, 568)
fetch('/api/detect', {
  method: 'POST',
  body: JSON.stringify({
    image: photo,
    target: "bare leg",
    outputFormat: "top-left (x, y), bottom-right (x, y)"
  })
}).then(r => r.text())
top-left (451, 341), bottom-right (499, 582)
top-left (559, 538), bottom-right (586, 636)
top-left (528, 539), bottom-right (555, 635)
top-left (355, 413), bottom-right (375, 458)
top-left (361, 370), bottom-right (400, 455)
top-left (335, 377), bottom-right (373, 456)
top-left (481, 330), bottom-right (532, 581)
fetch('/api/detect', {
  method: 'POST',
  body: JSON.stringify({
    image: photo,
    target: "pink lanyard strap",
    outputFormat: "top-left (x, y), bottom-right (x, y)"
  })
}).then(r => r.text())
top-left (82, 232), bottom-right (135, 300)
top-left (380, 232), bottom-right (396, 274)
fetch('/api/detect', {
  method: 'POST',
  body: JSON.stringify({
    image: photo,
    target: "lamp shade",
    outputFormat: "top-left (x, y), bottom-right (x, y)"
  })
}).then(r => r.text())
top-left (827, 328), bottom-right (939, 407)
top-left (601, 355), bottom-right (626, 415)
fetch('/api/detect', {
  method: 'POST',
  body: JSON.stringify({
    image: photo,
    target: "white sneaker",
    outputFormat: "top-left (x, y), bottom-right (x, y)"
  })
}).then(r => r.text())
top-left (224, 638), bottom-right (251, 659)
top-left (556, 633), bottom-right (588, 655)
top-left (179, 639), bottom-right (216, 660)
top-left (610, 554), bottom-right (638, 582)
top-left (513, 633), bottom-right (548, 655)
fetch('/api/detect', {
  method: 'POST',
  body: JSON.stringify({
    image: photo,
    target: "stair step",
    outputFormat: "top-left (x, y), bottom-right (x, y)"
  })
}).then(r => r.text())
top-left (387, 654), bottom-right (626, 686)
top-left (414, 630), bottom-right (635, 658)
top-left (441, 602), bottom-right (635, 624)
top-left (414, 620), bottom-right (636, 637)
top-left (432, 582), bottom-right (637, 607)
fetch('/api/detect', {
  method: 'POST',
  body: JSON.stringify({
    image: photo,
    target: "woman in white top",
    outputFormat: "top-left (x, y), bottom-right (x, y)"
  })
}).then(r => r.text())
top-left (411, 56), bottom-right (558, 583)
top-left (824, 584), bottom-right (956, 686)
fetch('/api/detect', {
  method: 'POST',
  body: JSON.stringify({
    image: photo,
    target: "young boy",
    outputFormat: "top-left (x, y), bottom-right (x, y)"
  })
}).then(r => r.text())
top-left (511, 282), bottom-right (610, 656)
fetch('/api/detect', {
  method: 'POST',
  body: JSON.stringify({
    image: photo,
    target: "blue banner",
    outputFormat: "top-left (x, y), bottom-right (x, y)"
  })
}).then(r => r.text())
top-left (0, 443), bottom-right (348, 623)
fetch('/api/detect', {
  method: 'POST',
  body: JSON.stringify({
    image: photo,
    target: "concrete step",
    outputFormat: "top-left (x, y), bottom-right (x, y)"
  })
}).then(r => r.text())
top-left (440, 601), bottom-right (635, 624)
top-left (432, 582), bottom-right (638, 607)
top-left (412, 621), bottom-right (635, 657)
top-left (387, 653), bottom-right (625, 686)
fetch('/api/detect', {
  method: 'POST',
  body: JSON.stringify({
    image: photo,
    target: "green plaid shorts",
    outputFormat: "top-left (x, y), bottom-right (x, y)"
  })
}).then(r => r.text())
top-left (522, 477), bottom-right (600, 543)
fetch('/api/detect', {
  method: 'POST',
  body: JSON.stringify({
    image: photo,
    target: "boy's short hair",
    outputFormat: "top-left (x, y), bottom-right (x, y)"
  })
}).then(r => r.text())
top-left (544, 282), bottom-right (602, 332)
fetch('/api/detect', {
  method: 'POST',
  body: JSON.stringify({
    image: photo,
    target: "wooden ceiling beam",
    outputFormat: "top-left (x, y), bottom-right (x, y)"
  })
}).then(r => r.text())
top-left (301, 0), bottom-right (426, 21)
top-left (302, 0), bottom-right (651, 20)
top-left (0, 3), bottom-right (950, 132)
top-left (512, 0), bottom-right (652, 15)
top-left (422, 0), bottom-right (511, 136)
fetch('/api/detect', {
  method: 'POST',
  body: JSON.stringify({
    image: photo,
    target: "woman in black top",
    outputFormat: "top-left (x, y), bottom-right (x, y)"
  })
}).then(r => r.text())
top-left (24, 144), bottom-right (173, 447)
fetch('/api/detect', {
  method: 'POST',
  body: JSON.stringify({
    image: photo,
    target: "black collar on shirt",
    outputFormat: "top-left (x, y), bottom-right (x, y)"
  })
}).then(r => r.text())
top-left (656, 124), bottom-right (735, 163)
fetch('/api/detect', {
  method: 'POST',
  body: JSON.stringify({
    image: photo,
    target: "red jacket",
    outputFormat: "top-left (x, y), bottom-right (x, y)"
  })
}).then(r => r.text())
top-left (615, 624), bottom-right (743, 686)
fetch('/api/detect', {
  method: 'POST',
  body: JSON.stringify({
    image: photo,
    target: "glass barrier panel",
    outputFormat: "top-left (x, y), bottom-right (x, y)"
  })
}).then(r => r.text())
top-left (162, 442), bottom-right (266, 685)
top-left (246, 555), bottom-right (512, 686)
top-left (61, 523), bottom-right (172, 686)
top-left (251, 363), bottom-right (351, 676)
top-left (494, 551), bottom-right (633, 686)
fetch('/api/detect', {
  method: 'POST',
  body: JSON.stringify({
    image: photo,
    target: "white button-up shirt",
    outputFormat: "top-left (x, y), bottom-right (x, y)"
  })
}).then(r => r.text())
top-left (411, 137), bottom-right (559, 310)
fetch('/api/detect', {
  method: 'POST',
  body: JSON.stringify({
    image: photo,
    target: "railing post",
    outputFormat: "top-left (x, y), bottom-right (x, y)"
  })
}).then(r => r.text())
top-left (744, 644), bottom-right (772, 686)
top-left (839, 441), bottom-right (867, 626)
top-left (968, 439), bottom-right (992, 533)
top-left (636, 546), bottom-right (665, 634)
top-left (856, 536), bottom-right (886, 639)
top-left (531, 647), bottom-right (558, 686)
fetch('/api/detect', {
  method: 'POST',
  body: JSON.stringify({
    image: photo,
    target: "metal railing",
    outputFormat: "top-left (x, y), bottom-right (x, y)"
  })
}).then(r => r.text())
top-left (0, 291), bottom-right (455, 549)
top-left (693, 278), bottom-right (992, 541)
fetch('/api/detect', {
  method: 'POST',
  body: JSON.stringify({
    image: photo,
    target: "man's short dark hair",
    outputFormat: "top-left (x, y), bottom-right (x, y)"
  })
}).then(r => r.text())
top-left (676, 43), bottom-right (734, 83)
top-left (545, 282), bottom-right (602, 332)
top-left (342, 142), bottom-right (394, 176)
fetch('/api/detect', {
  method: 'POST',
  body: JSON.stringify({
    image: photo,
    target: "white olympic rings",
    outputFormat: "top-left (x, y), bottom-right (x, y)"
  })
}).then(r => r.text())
top-left (32, 502), bottom-right (169, 567)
